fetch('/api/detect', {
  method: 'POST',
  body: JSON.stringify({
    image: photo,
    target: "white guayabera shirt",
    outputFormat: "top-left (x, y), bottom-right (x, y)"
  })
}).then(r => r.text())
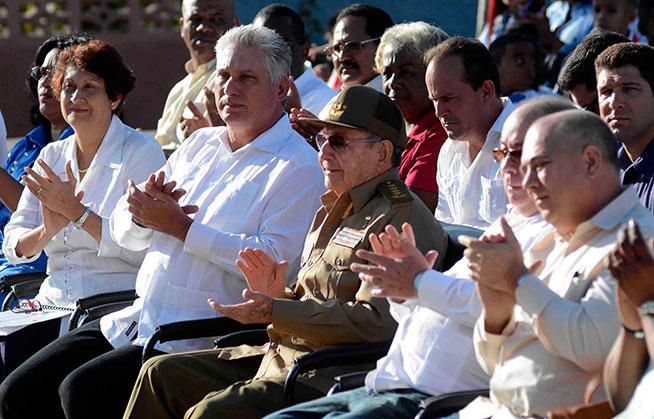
top-left (3, 115), bottom-right (165, 308)
top-left (435, 99), bottom-right (515, 229)
top-left (365, 208), bottom-right (552, 397)
top-left (102, 116), bottom-right (325, 352)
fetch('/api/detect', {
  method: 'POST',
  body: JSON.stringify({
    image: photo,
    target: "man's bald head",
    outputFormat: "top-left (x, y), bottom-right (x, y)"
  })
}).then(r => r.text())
top-left (499, 97), bottom-right (577, 216)
top-left (521, 109), bottom-right (620, 235)
top-left (182, 0), bottom-right (235, 18)
top-left (527, 109), bottom-right (618, 169)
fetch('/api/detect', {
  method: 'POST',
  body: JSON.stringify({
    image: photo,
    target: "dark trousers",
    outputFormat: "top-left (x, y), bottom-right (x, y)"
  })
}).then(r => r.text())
top-left (0, 319), bottom-right (162, 419)
top-left (0, 317), bottom-right (60, 381)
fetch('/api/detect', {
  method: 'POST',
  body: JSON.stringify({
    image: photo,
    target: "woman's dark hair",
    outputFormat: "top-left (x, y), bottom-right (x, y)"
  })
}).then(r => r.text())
top-left (53, 39), bottom-right (136, 115)
top-left (28, 33), bottom-right (91, 127)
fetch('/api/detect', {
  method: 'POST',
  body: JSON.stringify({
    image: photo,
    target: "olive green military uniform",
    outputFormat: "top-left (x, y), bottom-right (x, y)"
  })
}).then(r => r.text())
top-left (122, 169), bottom-right (447, 419)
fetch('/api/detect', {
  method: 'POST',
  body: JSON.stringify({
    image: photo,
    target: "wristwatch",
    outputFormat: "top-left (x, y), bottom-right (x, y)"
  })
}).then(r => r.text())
top-left (73, 207), bottom-right (92, 229)
top-left (638, 300), bottom-right (654, 318)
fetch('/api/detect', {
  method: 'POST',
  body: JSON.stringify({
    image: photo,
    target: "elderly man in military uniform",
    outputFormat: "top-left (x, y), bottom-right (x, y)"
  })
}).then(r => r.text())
top-left (121, 85), bottom-right (448, 419)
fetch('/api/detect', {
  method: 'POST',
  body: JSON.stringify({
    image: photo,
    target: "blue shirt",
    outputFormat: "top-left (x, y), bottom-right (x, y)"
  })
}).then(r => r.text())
top-left (620, 139), bottom-right (654, 212)
top-left (547, 0), bottom-right (594, 54)
top-left (0, 124), bottom-right (74, 277)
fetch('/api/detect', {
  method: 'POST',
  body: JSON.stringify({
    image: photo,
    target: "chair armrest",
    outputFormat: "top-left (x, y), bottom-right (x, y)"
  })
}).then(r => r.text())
top-left (213, 328), bottom-right (270, 348)
top-left (327, 371), bottom-right (368, 396)
top-left (0, 271), bottom-right (47, 291)
top-left (68, 290), bottom-right (138, 332)
top-left (284, 340), bottom-right (392, 405)
top-left (416, 389), bottom-right (489, 419)
top-left (142, 317), bottom-right (266, 363)
top-left (1, 278), bottom-right (47, 311)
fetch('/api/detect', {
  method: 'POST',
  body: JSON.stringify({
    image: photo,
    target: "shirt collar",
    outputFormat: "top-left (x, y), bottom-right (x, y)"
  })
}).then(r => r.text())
top-left (319, 168), bottom-right (400, 215)
top-left (184, 58), bottom-right (216, 76)
top-left (25, 124), bottom-right (74, 148)
top-left (618, 139), bottom-right (654, 177)
top-left (408, 110), bottom-right (442, 143)
top-left (210, 114), bottom-right (295, 155)
top-left (570, 187), bottom-right (641, 241)
top-left (349, 168), bottom-right (401, 213)
top-left (67, 115), bottom-right (126, 174)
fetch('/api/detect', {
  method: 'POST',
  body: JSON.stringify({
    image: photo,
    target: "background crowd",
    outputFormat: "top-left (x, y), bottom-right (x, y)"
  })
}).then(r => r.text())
top-left (0, 0), bottom-right (652, 418)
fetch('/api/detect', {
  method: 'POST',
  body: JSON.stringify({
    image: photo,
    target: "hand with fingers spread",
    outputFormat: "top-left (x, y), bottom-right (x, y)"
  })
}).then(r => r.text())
top-left (203, 86), bottom-right (224, 127)
top-left (180, 101), bottom-right (211, 139)
top-left (23, 159), bottom-right (86, 222)
top-left (235, 248), bottom-right (287, 298)
top-left (350, 222), bottom-right (439, 300)
top-left (126, 178), bottom-right (199, 241)
top-left (606, 219), bottom-right (654, 307)
top-left (289, 108), bottom-right (320, 145)
top-left (142, 171), bottom-right (187, 202)
top-left (459, 216), bottom-right (528, 294)
top-left (208, 288), bottom-right (273, 324)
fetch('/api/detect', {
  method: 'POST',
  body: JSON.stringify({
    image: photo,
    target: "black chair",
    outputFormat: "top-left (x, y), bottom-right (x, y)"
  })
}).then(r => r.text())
top-left (0, 271), bottom-right (47, 311)
top-left (68, 289), bottom-right (139, 331)
top-left (141, 317), bottom-right (267, 363)
top-left (415, 389), bottom-right (489, 419)
top-left (327, 371), bottom-right (368, 396)
top-left (440, 223), bottom-right (483, 271)
top-left (210, 328), bottom-right (391, 407)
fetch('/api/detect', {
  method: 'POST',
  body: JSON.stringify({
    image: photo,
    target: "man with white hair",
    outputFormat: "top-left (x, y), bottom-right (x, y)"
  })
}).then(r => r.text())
top-left (375, 21), bottom-right (449, 211)
top-left (0, 24), bottom-right (323, 419)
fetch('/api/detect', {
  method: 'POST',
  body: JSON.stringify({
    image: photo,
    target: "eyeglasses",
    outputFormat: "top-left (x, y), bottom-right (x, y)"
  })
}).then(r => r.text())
top-left (315, 133), bottom-right (380, 150)
top-left (11, 298), bottom-right (74, 314)
top-left (324, 37), bottom-right (380, 56)
top-left (30, 65), bottom-right (54, 81)
top-left (492, 146), bottom-right (522, 163)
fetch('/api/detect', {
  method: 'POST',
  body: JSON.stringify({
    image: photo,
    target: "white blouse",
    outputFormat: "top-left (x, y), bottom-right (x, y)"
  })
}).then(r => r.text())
top-left (3, 115), bottom-right (166, 308)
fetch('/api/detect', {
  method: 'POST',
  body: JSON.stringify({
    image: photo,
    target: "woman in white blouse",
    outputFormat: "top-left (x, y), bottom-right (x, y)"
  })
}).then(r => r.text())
top-left (3, 39), bottom-right (165, 312)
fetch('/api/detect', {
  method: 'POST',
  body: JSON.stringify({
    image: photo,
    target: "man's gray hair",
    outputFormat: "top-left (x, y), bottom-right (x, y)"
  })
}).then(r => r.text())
top-left (216, 24), bottom-right (291, 85)
top-left (374, 21), bottom-right (449, 72)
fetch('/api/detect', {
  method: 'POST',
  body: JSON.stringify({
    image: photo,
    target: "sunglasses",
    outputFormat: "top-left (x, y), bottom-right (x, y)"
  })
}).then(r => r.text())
top-left (30, 65), bottom-right (54, 81)
top-left (315, 133), bottom-right (380, 150)
top-left (492, 146), bottom-right (522, 163)
top-left (324, 37), bottom-right (380, 56)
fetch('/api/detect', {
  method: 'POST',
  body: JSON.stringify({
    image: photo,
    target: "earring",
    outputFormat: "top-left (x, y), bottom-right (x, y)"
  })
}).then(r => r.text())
top-left (111, 102), bottom-right (118, 110)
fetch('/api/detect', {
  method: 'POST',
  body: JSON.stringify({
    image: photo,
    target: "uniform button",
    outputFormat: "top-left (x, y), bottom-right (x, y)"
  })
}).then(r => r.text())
top-left (335, 257), bottom-right (342, 266)
top-left (307, 260), bottom-right (313, 267)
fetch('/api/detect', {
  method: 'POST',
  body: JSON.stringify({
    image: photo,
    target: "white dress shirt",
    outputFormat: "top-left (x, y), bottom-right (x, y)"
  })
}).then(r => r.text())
top-left (294, 69), bottom-right (336, 116)
top-left (3, 116), bottom-right (165, 307)
top-left (365, 209), bottom-right (552, 397)
top-left (474, 188), bottom-right (654, 418)
top-left (102, 116), bottom-right (325, 352)
top-left (435, 99), bottom-right (515, 229)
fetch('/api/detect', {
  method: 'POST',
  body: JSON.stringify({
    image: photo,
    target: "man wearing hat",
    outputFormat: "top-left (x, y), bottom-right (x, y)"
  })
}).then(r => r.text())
top-left (122, 85), bottom-right (448, 419)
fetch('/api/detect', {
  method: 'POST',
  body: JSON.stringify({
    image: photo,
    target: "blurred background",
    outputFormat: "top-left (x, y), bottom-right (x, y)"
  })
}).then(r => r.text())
top-left (0, 0), bottom-right (478, 137)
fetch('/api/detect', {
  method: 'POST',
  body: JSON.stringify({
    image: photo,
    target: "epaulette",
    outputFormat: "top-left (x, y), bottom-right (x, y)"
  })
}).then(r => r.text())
top-left (377, 180), bottom-right (413, 207)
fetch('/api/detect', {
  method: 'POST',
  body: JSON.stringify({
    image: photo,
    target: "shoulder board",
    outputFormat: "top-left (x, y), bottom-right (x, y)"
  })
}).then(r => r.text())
top-left (377, 180), bottom-right (413, 207)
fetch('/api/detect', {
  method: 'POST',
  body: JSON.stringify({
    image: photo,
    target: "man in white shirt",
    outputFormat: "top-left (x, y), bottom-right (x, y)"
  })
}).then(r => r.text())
top-left (429, 37), bottom-right (514, 229)
top-left (154, 0), bottom-right (238, 149)
top-left (265, 97), bottom-right (576, 419)
top-left (460, 110), bottom-right (654, 418)
top-left (0, 25), bottom-right (324, 419)
top-left (253, 4), bottom-right (335, 115)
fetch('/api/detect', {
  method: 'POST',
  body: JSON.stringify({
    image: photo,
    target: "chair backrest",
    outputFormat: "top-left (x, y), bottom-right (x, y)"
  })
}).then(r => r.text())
top-left (440, 223), bottom-right (484, 271)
